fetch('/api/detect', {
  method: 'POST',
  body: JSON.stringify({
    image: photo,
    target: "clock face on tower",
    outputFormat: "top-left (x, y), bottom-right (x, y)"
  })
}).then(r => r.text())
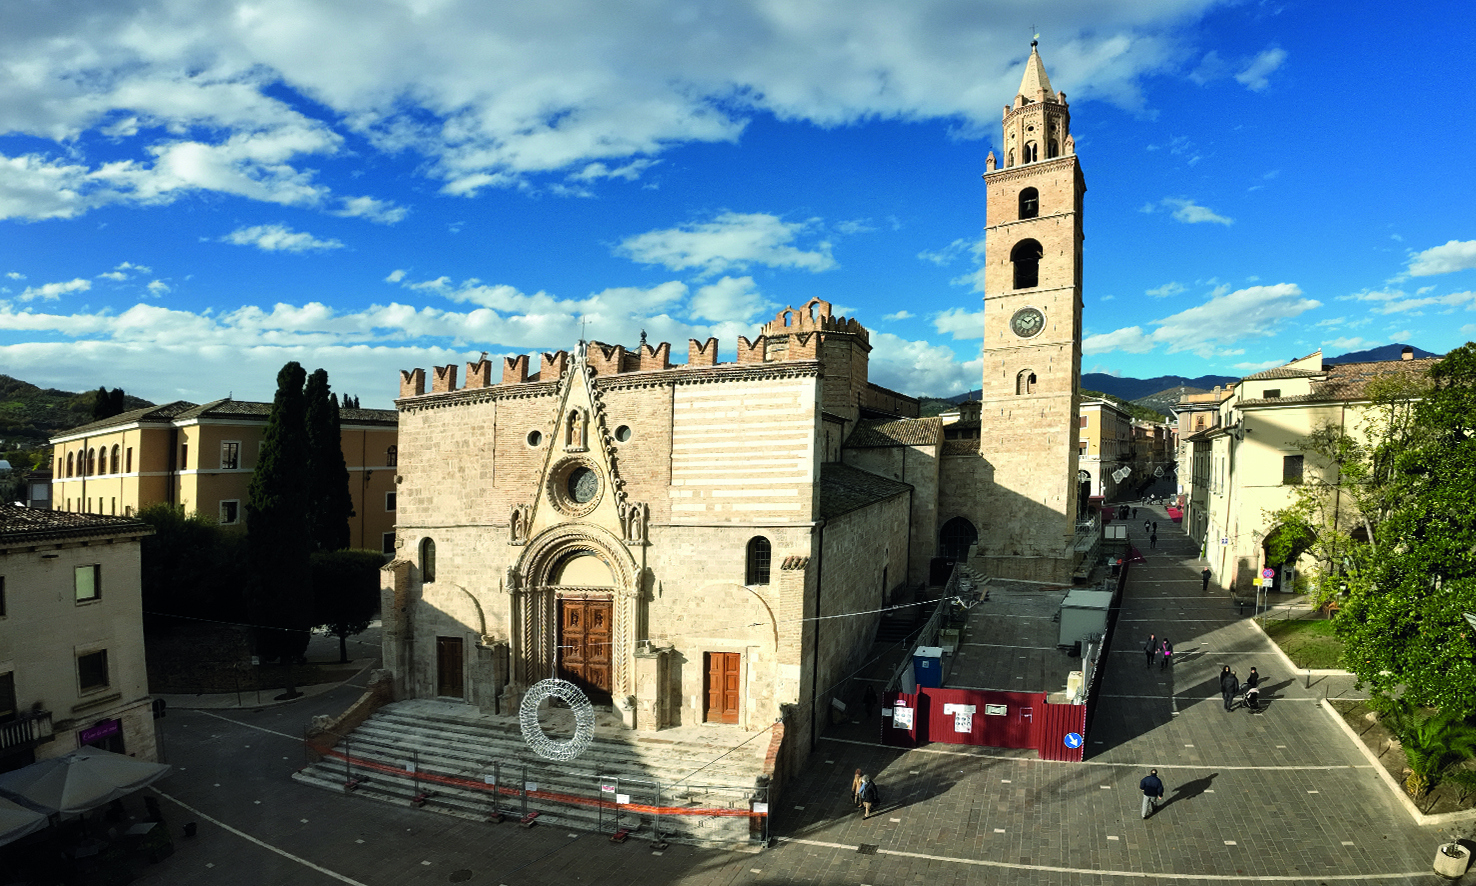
top-left (1010, 306), bottom-right (1045, 338)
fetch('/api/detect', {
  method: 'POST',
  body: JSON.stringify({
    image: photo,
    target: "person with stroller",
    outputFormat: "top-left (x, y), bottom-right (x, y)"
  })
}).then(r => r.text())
top-left (1241, 667), bottom-right (1262, 711)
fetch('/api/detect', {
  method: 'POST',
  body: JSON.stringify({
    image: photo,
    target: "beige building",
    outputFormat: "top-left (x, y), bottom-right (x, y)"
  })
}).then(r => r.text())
top-left (381, 43), bottom-right (1088, 777)
top-left (1187, 349), bottom-right (1437, 594)
top-left (1077, 398), bottom-right (1134, 502)
top-left (50, 399), bottom-right (398, 552)
top-left (0, 506), bottom-right (157, 772)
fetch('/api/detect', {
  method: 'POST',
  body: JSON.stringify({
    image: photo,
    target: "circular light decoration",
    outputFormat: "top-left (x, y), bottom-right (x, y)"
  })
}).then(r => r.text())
top-left (519, 679), bottom-right (597, 761)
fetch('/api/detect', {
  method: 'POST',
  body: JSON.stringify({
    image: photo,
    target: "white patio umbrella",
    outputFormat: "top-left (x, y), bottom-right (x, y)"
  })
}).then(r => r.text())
top-left (0, 747), bottom-right (171, 815)
top-left (0, 795), bottom-right (48, 847)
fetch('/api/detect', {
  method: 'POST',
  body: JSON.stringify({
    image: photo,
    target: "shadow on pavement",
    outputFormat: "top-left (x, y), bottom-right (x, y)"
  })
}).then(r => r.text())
top-left (1161, 772), bottom-right (1219, 811)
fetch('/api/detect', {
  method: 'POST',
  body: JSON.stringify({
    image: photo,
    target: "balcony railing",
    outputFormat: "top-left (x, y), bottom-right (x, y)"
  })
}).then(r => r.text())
top-left (0, 709), bottom-right (54, 753)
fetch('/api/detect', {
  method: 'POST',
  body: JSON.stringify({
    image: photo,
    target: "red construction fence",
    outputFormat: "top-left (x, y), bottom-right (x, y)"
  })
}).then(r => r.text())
top-left (881, 687), bottom-right (1087, 762)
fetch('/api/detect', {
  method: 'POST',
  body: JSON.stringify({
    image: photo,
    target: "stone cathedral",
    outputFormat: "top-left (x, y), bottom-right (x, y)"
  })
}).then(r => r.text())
top-left (380, 44), bottom-right (1084, 776)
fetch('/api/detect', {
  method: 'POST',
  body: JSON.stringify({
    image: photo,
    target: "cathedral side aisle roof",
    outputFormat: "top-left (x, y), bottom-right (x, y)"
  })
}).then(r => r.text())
top-left (818, 463), bottom-right (912, 520)
top-left (842, 417), bottom-right (942, 449)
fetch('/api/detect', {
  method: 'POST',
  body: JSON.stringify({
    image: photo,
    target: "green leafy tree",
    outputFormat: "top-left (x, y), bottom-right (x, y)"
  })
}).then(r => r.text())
top-left (304, 369), bottom-right (354, 552)
top-left (1373, 696), bottom-right (1476, 798)
top-left (246, 362), bottom-right (314, 664)
top-left (1338, 343), bottom-right (1476, 715)
top-left (311, 550), bottom-right (383, 663)
top-left (136, 503), bottom-right (249, 624)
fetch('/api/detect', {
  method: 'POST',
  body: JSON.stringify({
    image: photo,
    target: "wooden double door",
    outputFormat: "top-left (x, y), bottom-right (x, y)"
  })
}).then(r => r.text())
top-left (558, 598), bottom-right (613, 700)
top-left (705, 652), bottom-right (741, 725)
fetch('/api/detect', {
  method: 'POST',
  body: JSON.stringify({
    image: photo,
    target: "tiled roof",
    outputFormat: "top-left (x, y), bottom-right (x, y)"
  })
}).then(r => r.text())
top-left (942, 440), bottom-right (980, 456)
top-left (174, 399), bottom-right (396, 425)
top-left (0, 504), bottom-right (152, 545)
top-left (55, 401), bottom-right (197, 438)
top-left (1240, 367), bottom-right (1323, 381)
top-left (819, 463), bottom-right (911, 520)
top-left (1239, 358), bottom-right (1438, 407)
top-left (844, 417), bottom-right (942, 448)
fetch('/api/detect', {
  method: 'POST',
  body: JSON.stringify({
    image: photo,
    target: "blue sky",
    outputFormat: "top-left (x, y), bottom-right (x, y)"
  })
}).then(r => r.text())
top-left (2, 0), bottom-right (1473, 407)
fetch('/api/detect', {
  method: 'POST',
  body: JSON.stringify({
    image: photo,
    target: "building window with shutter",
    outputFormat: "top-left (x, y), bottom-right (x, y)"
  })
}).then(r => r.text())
top-left (221, 441), bottom-right (241, 470)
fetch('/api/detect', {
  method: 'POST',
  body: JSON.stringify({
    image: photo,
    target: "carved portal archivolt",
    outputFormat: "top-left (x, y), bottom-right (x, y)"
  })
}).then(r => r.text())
top-left (510, 524), bottom-right (641, 700)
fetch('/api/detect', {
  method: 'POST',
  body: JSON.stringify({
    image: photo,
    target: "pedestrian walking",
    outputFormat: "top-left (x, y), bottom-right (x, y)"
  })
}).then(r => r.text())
top-left (1143, 520), bottom-right (1151, 535)
top-left (863, 685), bottom-right (878, 719)
top-left (1131, 507), bottom-right (1137, 519)
top-left (1201, 566), bottom-right (1212, 592)
top-left (851, 768), bottom-right (863, 806)
top-left (1152, 521), bottom-right (1158, 534)
top-left (1140, 768), bottom-right (1165, 819)
top-left (1159, 638), bottom-right (1173, 670)
top-left (1143, 633), bottom-right (1157, 668)
top-left (1150, 531), bottom-right (1158, 549)
top-left (1242, 667), bottom-right (1261, 712)
top-left (1219, 666), bottom-right (1238, 711)
top-left (858, 774), bottom-right (879, 819)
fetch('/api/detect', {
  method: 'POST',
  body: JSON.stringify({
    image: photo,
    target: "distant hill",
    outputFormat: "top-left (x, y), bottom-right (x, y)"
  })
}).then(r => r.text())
top-left (1327, 343), bottom-right (1441, 363)
top-left (0, 376), bottom-right (153, 462)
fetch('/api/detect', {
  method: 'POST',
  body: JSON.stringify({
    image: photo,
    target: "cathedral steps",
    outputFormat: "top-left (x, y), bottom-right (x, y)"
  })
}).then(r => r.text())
top-left (292, 699), bottom-right (769, 850)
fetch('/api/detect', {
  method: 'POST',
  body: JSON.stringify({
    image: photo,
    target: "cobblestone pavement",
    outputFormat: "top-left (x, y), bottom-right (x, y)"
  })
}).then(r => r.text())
top-left (124, 513), bottom-right (1459, 885)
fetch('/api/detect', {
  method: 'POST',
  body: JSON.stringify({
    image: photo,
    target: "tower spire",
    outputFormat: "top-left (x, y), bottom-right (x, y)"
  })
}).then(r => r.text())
top-left (1017, 41), bottom-right (1056, 103)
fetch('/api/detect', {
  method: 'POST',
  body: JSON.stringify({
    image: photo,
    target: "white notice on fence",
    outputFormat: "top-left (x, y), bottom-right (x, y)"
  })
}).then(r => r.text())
top-left (616, 794), bottom-right (631, 805)
top-left (893, 706), bottom-right (914, 729)
top-left (405, 763), bottom-right (416, 773)
top-left (483, 774), bottom-right (496, 785)
top-left (525, 782), bottom-right (537, 792)
top-left (753, 802), bottom-right (769, 814)
top-left (954, 712), bottom-right (973, 733)
top-left (601, 783), bottom-right (616, 794)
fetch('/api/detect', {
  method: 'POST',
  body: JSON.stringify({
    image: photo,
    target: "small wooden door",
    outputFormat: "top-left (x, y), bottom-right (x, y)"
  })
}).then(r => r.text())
top-left (705, 652), bottom-right (741, 725)
top-left (558, 599), bottom-right (613, 699)
top-left (436, 636), bottom-right (464, 698)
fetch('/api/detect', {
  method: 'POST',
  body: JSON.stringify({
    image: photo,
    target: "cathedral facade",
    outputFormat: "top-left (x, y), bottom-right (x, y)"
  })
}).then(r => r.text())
top-left (380, 45), bottom-right (1084, 773)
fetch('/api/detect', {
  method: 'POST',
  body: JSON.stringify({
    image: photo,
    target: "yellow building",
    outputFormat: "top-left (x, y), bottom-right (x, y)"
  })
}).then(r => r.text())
top-left (50, 399), bottom-right (399, 552)
top-left (1078, 398), bottom-right (1134, 502)
top-left (1187, 348), bottom-right (1438, 594)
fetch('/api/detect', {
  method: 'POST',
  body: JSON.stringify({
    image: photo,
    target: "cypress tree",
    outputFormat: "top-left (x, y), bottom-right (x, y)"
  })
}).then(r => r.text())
top-left (305, 369), bottom-right (354, 552)
top-left (246, 362), bottom-right (314, 665)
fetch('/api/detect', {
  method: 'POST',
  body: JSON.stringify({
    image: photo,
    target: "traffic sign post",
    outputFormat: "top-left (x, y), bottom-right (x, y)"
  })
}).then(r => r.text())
top-left (1064, 732), bottom-right (1083, 749)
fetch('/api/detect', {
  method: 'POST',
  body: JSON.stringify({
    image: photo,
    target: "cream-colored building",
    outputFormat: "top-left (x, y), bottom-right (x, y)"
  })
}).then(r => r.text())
top-left (50, 399), bottom-right (398, 552)
top-left (382, 43), bottom-right (1088, 777)
top-left (0, 506), bottom-right (157, 771)
top-left (1189, 349), bottom-right (1437, 594)
top-left (1078, 398), bottom-right (1134, 502)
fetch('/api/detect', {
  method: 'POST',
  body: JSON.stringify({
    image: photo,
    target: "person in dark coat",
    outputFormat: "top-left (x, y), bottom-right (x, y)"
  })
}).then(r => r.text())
top-left (858, 774), bottom-right (879, 819)
top-left (1242, 667), bottom-right (1261, 711)
top-left (1144, 633), bottom-right (1157, 668)
top-left (1140, 768), bottom-right (1165, 818)
top-left (1150, 530), bottom-right (1158, 549)
top-left (1219, 666), bottom-right (1238, 711)
top-left (1201, 566), bottom-right (1212, 591)
top-left (863, 684), bottom-right (878, 719)
top-left (1143, 520), bottom-right (1151, 535)
top-left (1159, 638), bottom-right (1173, 670)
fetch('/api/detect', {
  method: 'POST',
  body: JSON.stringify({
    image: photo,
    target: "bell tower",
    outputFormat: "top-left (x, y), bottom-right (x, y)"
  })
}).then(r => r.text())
top-left (972, 41), bottom-right (1084, 582)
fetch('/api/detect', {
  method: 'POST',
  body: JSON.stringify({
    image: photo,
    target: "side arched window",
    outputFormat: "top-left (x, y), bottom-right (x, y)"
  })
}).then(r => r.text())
top-left (1011, 239), bottom-right (1043, 289)
top-left (746, 536), bottom-right (771, 586)
top-left (1019, 187), bottom-right (1039, 219)
top-left (87, 449), bottom-right (96, 476)
top-left (110, 445), bottom-right (120, 474)
top-left (420, 538), bottom-right (436, 583)
top-left (1048, 139), bottom-right (1060, 159)
top-left (1016, 370), bottom-right (1038, 395)
top-left (67, 452), bottom-right (75, 477)
top-left (386, 445), bottom-right (398, 467)
top-left (1023, 142), bottom-right (1038, 163)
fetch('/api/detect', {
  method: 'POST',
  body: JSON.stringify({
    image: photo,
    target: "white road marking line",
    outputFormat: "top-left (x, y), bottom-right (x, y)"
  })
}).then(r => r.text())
top-left (150, 788), bottom-right (369, 886)
top-left (1107, 836), bottom-right (1119, 841)
top-left (196, 709), bottom-right (301, 741)
top-left (778, 837), bottom-right (1428, 881)
top-left (819, 737), bottom-right (1371, 771)
top-left (1225, 841), bottom-right (1237, 846)
top-left (993, 828), bottom-right (1005, 833)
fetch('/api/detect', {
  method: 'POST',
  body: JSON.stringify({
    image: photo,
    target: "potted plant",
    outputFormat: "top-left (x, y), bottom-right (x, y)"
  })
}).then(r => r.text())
top-left (1434, 842), bottom-right (1470, 879)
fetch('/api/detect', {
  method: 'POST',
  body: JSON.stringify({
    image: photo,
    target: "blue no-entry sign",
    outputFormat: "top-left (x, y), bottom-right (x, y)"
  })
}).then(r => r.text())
top-left (1064, 732), bottom-right (1083, 749)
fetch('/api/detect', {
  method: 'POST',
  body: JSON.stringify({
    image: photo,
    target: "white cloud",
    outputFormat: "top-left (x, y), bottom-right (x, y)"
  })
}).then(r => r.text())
top-left (5, 273), bottom-right (24, 280)
top-left (1342, 287), bottom-right (1476, 315)
top-left (835, 219), bottom-right (878, 235)
top-left (930, 307), bottom-right (984, 340)
top-left (882, 310), bottom-right (914, 321)
top-left (18, 277), bottom-right (91, 302)
top-left (0, 1), bottom-right (1230, 214)
top-left (1145, 281), bottom-right (1185, 297)
top-left (221, 224), bottom-right (344, 253)
top-left (1408, 240), bottom-right (1476, 276)
top-left (866, 331), bottom-right (981, 397)
top-left (617, 212), bottom-right (835, 276)
top-left (1144, 197), bottom-right (1233, 225)
top-left (332, 195), bottom-right (408, 225)
top-left (1235, 48), bottom-right (1286, 91)
top-left (147, 280), bottom-right (171, 295)
top-left (1085, 283), bottom-right (1320, 358)
top-left (384, 269), bottom-right (407, 283)
top-left (96, 261), bottom-right (152, 282)
top-left (918, 239), bottom-right (970, 266)
top-left (689, 276), bottom-right (773, 323)
top-left (1323, 336), bottom-right (1376, 351)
